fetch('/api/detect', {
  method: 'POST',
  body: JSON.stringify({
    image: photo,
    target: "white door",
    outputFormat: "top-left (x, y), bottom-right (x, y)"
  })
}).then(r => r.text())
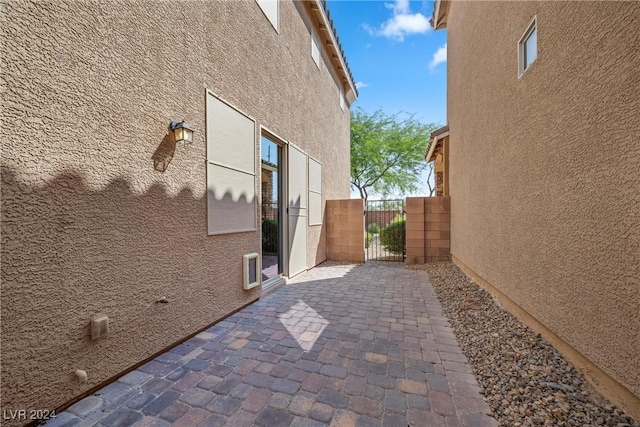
top-left (288, 145), bottom-right (308, 277)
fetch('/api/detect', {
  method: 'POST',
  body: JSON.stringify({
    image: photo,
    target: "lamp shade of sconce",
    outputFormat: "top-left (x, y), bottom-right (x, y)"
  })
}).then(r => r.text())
top-left (170, 119), bottom-right (194, 144)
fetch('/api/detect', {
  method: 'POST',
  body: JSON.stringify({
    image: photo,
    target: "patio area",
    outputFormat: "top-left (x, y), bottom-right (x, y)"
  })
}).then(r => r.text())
top-left (47, 262), bottom-right (497, 427)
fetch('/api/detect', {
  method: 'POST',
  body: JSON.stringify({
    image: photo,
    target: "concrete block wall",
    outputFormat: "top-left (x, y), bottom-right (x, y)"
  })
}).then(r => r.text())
top-left (426, 196), bottom-right (451, 262)
top-left (326, 199), bottom-right (365, 263)
top-left (406, 197), bottom-right (426, 264)
top-left (406, 196), bottom-right (451, 264)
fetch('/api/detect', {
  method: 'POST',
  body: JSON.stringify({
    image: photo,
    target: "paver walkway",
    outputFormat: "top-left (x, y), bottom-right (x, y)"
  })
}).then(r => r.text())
top-left (47, 262), bottom-right (497, 427)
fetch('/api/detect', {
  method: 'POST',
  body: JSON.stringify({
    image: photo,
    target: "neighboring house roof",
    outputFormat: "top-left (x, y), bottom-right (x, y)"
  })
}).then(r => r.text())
top-left (305, 0), bottom-right (358, 104)
top-left (427, 3), bottom-right (449, 163)
top-left (261, 159), bottom-right (277, 170)
top-left (425, 125), bottom-right (449, 162)
top-left (430, 0), bottom-right (450, 30)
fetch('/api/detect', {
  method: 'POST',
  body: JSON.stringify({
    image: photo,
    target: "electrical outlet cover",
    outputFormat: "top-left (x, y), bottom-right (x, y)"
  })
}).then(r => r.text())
top-left (91, 315), bottom-right (109, 340)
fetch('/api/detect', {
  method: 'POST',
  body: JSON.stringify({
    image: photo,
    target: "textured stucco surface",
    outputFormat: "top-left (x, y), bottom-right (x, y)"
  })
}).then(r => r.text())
top-left (1, 0), bottom-right (351, 415)
top-left (447, 1), bottom-right (639, 401)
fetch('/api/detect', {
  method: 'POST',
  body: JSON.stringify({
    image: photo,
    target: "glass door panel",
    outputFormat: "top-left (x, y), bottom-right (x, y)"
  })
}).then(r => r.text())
top-left (261, 136), bottom-right (283, 281)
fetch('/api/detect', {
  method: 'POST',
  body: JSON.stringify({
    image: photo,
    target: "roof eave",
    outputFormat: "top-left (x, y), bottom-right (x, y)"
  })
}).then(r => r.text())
top-left (308, 0), bottom-right (358, 105)
top-left (432, 0), bottom-right (450, 30)
top-left (425, 128), bottom-right (449, 162)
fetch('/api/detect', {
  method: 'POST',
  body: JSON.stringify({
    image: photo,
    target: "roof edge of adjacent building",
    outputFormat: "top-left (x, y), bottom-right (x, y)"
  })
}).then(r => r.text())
top-left (430, 0), bottom-right (450, 30)
top-left (425, 125), bottom-right (449, 162)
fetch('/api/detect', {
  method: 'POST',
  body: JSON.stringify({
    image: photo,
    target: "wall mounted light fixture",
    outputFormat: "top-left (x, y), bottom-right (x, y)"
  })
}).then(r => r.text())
top-left (170, 119), bottom-right (194, 145)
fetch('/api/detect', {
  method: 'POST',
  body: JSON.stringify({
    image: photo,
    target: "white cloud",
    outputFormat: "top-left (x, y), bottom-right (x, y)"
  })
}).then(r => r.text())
top-left (369, 0), bottom-right (431, 41)
top-left (429, 43), bottom-right (447, 69)
top-left (387, 0), bottom-right (410, 14)
top-left (355, 81), bottom-right (368, 89)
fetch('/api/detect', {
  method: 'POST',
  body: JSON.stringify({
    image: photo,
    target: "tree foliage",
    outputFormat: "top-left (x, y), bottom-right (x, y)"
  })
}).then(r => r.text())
top-left (350, 108), bottom-right (437, 201)
top-left (366, 223), bottom-right (381, 234)
top-left (365, 232), bottom-right (373, 248)
top-left (380, 216), bottom-right (406, 255)
top-left (261, 218), bottom-right (278, 254)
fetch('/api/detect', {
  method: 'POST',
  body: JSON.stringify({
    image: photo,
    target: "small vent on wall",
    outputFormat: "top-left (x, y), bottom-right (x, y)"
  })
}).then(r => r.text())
top-left (243, 253), bottom-right (261, 290)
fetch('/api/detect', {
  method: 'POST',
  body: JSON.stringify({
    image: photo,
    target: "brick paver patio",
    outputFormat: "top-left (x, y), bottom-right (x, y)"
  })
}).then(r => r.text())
top-left (46, 262), bottom-right (497, 427)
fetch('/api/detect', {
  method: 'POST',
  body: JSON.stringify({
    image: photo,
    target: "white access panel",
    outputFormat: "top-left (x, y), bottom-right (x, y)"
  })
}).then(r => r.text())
top-left (206, 91), bottom-right (256, 235)
top-left (207, 163), bottom-right (256, 234)
top-left (288, 145), bottom-right (308, 278)
top-left (308, 157), bottom-right (322, 226)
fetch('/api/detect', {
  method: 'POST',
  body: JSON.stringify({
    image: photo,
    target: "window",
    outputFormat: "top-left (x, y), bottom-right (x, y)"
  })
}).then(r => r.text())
top-left (518, 17), bottom-right (537, 77)
top-left (339, 88), bottom-right (345, 111)
top-left (256, 0), bottom-right (278, 32)
top-left (308, 157), bottom-right (322, 226)
top-left (311, 33), bottom-right (321, 69)
top-left (206, 91), bottom-right (257, 235)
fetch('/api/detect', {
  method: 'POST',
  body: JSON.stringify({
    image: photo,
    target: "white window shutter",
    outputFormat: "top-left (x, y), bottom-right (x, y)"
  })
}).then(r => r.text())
top-left (206, 92), bottom-right (257, 235)
top-left (308, 157), bottom-right (322, 226)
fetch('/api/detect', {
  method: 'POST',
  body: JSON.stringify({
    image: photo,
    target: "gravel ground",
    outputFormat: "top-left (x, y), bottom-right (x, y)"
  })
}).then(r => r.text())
top-left (410, 261), bottom-right (639, 427)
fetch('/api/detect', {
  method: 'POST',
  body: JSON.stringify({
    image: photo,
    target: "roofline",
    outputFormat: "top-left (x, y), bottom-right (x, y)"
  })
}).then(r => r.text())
top-left (425, 125), bottom-right (449, 162)
top-left (431, 0), bottom-right (450, 30)
top-left (307, 0), bottom-right (358, 104)
top-left (431, 125), bottom-right (449, 138)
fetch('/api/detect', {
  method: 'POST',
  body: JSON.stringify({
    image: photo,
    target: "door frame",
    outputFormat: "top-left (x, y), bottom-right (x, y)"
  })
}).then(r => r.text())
top-left (259, 127), bottom-right (310, 280)
top-left (260, 127), bottom-right (289, 284)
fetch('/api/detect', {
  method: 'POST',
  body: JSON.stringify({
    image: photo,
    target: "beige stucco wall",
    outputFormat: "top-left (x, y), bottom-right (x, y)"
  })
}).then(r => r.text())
top-left (1, 0), bottom-right (351, 415)
top-left (446, 0), bottom-right (639, 410)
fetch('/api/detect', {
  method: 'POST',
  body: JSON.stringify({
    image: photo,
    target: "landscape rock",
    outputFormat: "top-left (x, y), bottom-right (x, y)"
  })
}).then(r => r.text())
top-left (410, 262), bottom-right (639, 427)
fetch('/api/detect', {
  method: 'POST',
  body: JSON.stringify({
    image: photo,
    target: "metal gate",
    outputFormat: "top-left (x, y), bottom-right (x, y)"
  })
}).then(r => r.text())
top-left (365, 199), bottom-right (406, 262)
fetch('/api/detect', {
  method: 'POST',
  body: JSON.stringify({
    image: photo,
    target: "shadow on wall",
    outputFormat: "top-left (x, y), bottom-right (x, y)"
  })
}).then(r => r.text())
top-left (208, 191), bottom-right (258, 234)
top-left (151, 133), bottom-right (176, 172)
top-left (315, 204), bottom-right (328, 266)
top-left (0, 165), bottom-right (259, 414)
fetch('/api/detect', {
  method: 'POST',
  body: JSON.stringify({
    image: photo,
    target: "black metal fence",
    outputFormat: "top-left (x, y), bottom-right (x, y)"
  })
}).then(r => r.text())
top-left (364, 199), bottom-right (406, 262)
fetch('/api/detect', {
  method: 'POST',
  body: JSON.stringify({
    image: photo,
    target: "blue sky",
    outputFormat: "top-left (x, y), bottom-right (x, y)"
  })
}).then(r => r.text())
top-left (327, 0), bottom-right (448, 126)
top-left (326, 0), bottom-right (448, 197)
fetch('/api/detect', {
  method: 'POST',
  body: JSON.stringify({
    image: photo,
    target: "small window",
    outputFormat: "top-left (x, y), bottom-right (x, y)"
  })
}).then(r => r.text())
top-left (311, 33), bottom-right (321, 69)
top-left (256, 0), bottom-right (278, 32)
top-left (339, 88), bottom-right (345, 111)
top-left (518, 17), bottom-right (537, 77)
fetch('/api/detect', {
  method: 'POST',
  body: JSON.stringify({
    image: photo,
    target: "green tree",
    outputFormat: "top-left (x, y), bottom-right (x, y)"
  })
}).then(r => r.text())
top-left (380, 216), bottom-right (406, 255)
top-left (350, 108), bottom-right (437, 201)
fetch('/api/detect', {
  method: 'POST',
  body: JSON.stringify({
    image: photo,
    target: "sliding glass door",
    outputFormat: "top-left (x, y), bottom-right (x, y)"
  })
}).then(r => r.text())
top-left (260, 136), bottom-right (283, 282)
